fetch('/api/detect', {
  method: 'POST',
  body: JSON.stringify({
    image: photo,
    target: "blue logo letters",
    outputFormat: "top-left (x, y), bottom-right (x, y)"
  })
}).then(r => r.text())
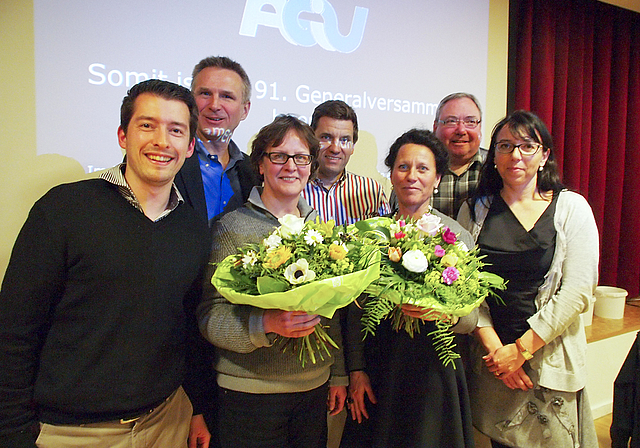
top-left (240, 0), bottom-right (368, 53)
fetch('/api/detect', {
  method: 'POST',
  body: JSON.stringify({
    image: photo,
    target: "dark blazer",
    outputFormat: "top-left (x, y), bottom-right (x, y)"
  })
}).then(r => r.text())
top-left (611, 331), bottom-right (640, 448)
top-left (174, 141), bottom-right (260, 226)
top-left (173, 143), bottom-right (260, 428)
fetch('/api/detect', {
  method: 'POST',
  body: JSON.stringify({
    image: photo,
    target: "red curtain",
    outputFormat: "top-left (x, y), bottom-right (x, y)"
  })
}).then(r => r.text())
top-left (509, 0), bottom-right (640, 297)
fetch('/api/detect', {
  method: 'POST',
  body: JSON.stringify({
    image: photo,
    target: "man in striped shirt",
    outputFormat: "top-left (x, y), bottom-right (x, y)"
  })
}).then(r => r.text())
top-left (303, 100), bottom-right (390, 226)
top-left (303, 100), bottom-right (390, 448)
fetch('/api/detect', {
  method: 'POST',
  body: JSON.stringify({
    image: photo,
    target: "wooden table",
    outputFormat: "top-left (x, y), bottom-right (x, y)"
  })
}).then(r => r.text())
top-left (586, 301), bottom-right (640, 343)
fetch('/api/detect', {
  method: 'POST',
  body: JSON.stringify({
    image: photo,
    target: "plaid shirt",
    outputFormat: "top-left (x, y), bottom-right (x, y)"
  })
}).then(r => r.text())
top-left (303, 171), bottom-right (391, 225)
top-left (431, 148), bottom-right (487, 219)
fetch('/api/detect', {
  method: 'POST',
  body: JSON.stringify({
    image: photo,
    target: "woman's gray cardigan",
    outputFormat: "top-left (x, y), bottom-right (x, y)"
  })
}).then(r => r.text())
top-left (457, 190), bottom-right (599, 392)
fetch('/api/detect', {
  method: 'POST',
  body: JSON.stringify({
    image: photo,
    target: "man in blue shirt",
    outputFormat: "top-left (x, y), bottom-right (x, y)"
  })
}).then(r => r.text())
top-left (175, 56), bottom-right (260, 225)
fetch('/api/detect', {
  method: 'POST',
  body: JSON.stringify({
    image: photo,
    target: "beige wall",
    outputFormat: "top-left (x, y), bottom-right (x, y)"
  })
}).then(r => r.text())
top-left (0, 0), bottom-right (509, 280)
top-left (0, 3), bottom-right (84, 279)
top-left (485, 0), bottom-right (510, 145)
top-left (600, 0), bottom-right (640, 13)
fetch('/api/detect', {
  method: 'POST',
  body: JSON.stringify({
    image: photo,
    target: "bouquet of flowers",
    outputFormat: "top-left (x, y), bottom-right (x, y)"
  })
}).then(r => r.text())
top-left (212, 215), bottom-right (380, 366)
top-left (355, 213), bottom-right (505, 367)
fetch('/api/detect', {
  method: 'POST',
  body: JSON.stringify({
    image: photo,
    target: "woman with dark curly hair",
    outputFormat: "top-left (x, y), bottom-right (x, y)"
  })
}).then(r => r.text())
top-left (341, 128), bottom-right (477, 448)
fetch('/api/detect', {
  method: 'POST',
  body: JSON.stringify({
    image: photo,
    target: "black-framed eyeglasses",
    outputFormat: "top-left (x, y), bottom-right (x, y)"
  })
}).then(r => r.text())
top-left (437, 117), bottom-right (481, 129)
top-left (495, 141), bottom-right (543, 156)
top-left (264, 152), bottom-right (313, 166)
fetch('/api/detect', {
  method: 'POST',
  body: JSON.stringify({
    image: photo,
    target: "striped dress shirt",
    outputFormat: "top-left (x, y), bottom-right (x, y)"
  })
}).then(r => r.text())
top-left (303, 171), bottom-right (391, 226)
top-left (100, 163), bottom-right (182, 222)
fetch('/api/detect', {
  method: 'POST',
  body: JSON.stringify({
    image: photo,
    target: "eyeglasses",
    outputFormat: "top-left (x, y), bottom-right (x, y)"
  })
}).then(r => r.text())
top-left (495, 141), bottom-right (543, 156)
top-left (437, 117), bottom-right (481, 129)
top-left (318, 136), bottom-right (353, 150)
top-left (264, 152), bottom-right (313, 166)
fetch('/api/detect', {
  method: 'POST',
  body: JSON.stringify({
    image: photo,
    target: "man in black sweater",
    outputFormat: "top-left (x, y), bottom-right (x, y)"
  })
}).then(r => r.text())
top-left (0, 80), bottom-right (212, 448)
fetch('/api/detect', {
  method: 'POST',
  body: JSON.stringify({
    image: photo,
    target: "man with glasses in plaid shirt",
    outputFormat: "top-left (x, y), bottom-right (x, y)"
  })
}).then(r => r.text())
top-left (431, 92), bottom-right (487, 219)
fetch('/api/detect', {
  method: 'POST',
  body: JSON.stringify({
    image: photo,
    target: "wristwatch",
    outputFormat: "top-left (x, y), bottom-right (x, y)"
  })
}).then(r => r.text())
top-left (515, 338), bottom-right (533, 360)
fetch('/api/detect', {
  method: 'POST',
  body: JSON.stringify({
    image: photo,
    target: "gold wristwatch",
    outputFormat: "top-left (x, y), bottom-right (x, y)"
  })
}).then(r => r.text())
top-left (515, 338), bottom-right (533, 360)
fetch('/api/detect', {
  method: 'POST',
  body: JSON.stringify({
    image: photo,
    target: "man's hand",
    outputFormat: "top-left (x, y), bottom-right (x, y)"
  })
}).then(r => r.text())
top-left (188, 414), bottom-right (210, 448)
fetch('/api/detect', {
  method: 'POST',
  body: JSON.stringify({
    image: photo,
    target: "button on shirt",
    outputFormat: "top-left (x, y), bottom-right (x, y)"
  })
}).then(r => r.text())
top-left (195, 138), bottom-right (239, 221)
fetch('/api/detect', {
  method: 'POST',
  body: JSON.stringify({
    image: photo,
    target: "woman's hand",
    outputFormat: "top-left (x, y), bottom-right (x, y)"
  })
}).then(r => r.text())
top-left (327, 385), bottom-right (347, 416)
top-left (400, 304), bottom-right (455, 323)
top-left (348, 370), bottom-right (377, 423)
top-left (484, 345), bottom-right (533, 390)
top-left (484, 343), bottom-right (525, 377)
top-left (500, 367), bottom-right (534, 391)
top-left (262, 310), bottom-right (320, 338)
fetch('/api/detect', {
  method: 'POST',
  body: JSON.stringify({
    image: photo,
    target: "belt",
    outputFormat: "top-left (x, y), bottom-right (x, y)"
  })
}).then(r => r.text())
top-left (117, 396), bottom-right (168, 424)
top-left (119, 406), bottom-right (157, 424)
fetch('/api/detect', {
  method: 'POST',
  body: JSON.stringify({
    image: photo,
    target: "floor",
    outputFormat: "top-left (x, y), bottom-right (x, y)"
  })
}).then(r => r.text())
top-left (590, 301), bottom-right (640, 447)
top-left (595, 413), bottom-right (612, 448)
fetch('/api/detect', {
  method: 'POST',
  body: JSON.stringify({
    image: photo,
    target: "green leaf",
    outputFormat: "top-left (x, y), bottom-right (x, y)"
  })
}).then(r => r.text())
top-left (354, 217), bottom-right (392, 240)
top-left (479, 271), bottom-right (508, 289)
top-left (256, 276), bottom-right (289, 294)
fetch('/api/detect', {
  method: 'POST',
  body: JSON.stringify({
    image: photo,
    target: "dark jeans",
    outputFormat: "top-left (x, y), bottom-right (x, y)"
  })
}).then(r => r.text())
top-left (217, 384), bottom-right (328, 448)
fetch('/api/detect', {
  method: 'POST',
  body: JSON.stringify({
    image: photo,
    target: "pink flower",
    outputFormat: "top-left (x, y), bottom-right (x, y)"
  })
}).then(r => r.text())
top-left (398, 220), bottom-right (406, 227)
top-left (442, 266), bottom-right (459, 285)
top-left (442, 228), bottom-right (457, 244)
top-left (394, 231), bottom-right (406, 239)
top-left (434, 245), bottom-right (445, 257)
top-left (416, 214), bottom-right (442, 236)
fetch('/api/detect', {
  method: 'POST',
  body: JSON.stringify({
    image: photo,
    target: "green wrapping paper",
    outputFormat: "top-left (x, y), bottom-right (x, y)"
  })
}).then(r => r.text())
top-left (212, 250), bottom-right (381, 319)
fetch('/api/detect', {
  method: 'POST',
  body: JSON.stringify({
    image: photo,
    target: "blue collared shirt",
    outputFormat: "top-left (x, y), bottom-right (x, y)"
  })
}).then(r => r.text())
top-left (195, 138), bottom-right (243, 221)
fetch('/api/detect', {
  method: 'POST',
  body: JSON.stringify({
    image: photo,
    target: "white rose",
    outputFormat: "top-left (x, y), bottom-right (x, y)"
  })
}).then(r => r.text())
top-left (389, 221), bottom-right (404, 234)
top-left (263, 234), bottom-right (282, 250)
top-left (415, 213), bottom-right (442, 236)
top-left (278, 214), bottom-right (306, 238)
top-left (284, 258), bottom-right (317, 285)
top-left (401, 249), bottom-right (429, 273)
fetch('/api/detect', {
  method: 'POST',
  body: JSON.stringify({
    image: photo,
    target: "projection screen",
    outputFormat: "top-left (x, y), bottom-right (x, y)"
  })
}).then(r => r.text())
top-left (34, 0), bottom-right (490, 175)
